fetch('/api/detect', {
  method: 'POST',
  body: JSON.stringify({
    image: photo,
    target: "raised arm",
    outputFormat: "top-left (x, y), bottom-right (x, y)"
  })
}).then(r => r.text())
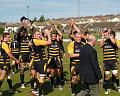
top-left (100, 32), bottom-right (105, 48)
top-left (71, 19), bottom-right (80, 33)
top-left (54, 25), bottom-right (63, 37)
top-left (44, 29), bottom-right (51, 45)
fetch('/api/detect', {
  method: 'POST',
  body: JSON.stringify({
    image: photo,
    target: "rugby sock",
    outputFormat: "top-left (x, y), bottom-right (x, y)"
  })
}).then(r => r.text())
top-left (12, 65), bottom-right (15, 73)
top-left (37, 81), bottom-right (43, 95)
top-left (61, 72), bottom-right (64, 82)
top-left (15, 64), bottom-right (19, 71)
top-left (60, 66), bottom-right (64, 81)
top-left (71, 82), bottom-right (75, 94)
top-left (34, 78), bottom-right (39, 91)
top-left (115, 79), bottom-right (119, 87)
top-left (31, 78), bottom-right (35, 89)
top-left (7, 79), bottom-right (13, 89)
top-left (112, 74), bottom-right (115, 83)
top-left (46, 72), bottom-right (49, 78)
top-left (50, 77), bottom-right (54, 87)
top-left (39, 83), bottom-right (43, 95)
top-left (0, 80), bottom-right (3, 88)
top-left (20, 74), bottom-right (24, 84)
top-left (104, 79), bottom-right (110, 90)
top-left (57, 76), bottom-right (62, 85)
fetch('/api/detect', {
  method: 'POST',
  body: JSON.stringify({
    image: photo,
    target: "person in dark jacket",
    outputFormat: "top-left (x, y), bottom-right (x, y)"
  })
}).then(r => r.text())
top-left (76, 35), bottom-right (103, 96)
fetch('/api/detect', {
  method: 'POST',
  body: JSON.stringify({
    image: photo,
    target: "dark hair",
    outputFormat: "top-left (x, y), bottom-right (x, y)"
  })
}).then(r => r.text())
top-left (3, 33), bottom-right (10, 39)
top-left (26, 18), bottom-right (31, 23)
top-left (51, 32), bottom-right (57, 37)
top-left (84, 31), bottom-right (90, 36)
top-left (20, 16), bottom-right (26, 22)
top-left (73, 31), bottom-right (77, 35)
top-left (110, 31), bottom-right (115, 37)
top-left (103, 30), bottom-right (108, 33)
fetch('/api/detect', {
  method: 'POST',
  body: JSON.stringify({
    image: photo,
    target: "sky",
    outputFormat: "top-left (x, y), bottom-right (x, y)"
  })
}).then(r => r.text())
top-left (0, 0), bottom-right (120, 22)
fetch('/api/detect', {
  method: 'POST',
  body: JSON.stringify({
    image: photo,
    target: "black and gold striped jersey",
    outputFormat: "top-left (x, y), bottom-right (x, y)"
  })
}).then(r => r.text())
top-left (103, 39), bottom-right (117, 62)
top-left (11, 39), bottom-right (20, 54)
top-left (20, 37), bottom-right (30, 53)
top-left (47, 40), bottom-right (60, 58)
top-left (68, 41), bottom-right (85, 65)
top-left (0, 41), bottom-right (10, 64)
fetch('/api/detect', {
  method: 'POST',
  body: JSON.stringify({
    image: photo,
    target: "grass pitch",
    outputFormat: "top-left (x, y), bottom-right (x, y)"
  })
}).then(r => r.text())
top-left (1, 41), bottom-right (120, 96)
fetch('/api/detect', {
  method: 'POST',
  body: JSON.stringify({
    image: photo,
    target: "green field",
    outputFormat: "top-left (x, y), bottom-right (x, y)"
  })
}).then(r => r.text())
top-left (1, 41), bottom-right (120, 96)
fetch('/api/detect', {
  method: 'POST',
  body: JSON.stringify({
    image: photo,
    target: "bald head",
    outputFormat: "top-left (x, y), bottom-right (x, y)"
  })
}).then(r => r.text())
top-left (87, 35), bottom-right (96, 46)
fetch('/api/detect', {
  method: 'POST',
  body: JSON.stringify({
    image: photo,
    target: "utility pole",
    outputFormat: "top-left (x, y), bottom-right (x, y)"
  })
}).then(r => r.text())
top-left (78, 0), bottom-right (80, 17)
top-left (78, 0), bottom-right (80, 28)
top-left (26, 5), bottom-right (29, 18)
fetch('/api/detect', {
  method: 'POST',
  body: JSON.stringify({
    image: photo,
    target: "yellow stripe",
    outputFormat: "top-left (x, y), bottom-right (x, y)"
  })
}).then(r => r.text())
top-left (71, 62), bottom-right (79, 64)
top-left (29, 58), bottom-right (34, 67)
top-left (57, 57), bottom-right (61, 64)
top-left (47, 58), bottom-right (51, 64)
top-left (0, 62), bottom-right (4, 64)
top-left (21, 48), bottom-right (29, 50)
top-left (0, 62), bottom-right (10, 64)
top-left (19, 55), bottom-right (22, 61)
top-left (44, 63), bottom-right (47, 72)
top-left (71, 66), bottom-right (75, 73)
top-left (20, 51), bottom-right (30, 52)
top-left (73, 60), bottom-right (80, 62)
top-left (43, 58), bottom-right (46, 60)
top-left (12, 52), bottom-right (19, 54)
top-left (104, 55), bottom-right (116, 57)
top-left (49, 50), bottom-right (59, 53)
top-left (103, 52), bottom-right (116, 54)
top-left (34, 59), bottom-right (40, 61)
top-left (49, 53), bottom-right (59, 56)
top-left (104, 49), bottom-right (115, 51)
top-left (49, 48), bottom-right (59, 50)
top-left (104, 58), bottom-right (117, 60)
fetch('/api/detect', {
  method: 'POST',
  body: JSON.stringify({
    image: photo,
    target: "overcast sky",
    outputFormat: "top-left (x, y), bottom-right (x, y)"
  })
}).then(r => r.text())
top-left (0, 0), bottom-right (120, 22)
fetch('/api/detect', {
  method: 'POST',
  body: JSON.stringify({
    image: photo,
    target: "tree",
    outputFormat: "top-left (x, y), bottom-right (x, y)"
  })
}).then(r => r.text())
top-left (32, 17), bottom-right (37, 22)
top-left (0, 27), bottom-right (4, 34)
top-left (39, 15), bottom-right (45, 22)
top-left (46, 18), bottom-right (51, 21)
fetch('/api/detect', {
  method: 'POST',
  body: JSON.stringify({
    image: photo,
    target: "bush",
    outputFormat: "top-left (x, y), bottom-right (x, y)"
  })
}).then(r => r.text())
top-left (0, 27), bottom-right (4, 34)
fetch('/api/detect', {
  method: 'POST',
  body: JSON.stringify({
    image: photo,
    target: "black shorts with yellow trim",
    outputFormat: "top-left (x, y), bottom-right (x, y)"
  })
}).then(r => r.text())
top-left (48, 57), bottom-right (62, 69)
top-left (20, 52), bottom-right (31, 63)
top-left (0, 63), bottom-right (11, 71)
top-left (104, 60), bottom-right (118, 71)
top-left (33, 59), bottom-right (47, 74)
top-left (70, 63), bottom-right (80, 76)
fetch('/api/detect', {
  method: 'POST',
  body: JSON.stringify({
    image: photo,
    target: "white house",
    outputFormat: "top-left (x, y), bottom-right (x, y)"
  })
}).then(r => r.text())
top-left (107, 17), bottom-right (120, 22)
top-left (111, 17), bottom-right (120, 22)
top-left (5, 26), bottom-right (18, 33)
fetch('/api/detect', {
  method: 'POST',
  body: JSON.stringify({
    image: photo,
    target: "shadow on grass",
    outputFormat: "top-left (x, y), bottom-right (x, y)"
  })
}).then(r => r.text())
top-left (43, 81), bottom-right (54, 95)
top-left (103, 77), bottom-right (118, 91)
top-left (2, 89), bottom-right (22, 96)
top-left (2, 90), bottom-right (15, 96)
top-left (2, 80), bottom-right (31, 96)
top-left (43, 71), bottom-right (69, 95)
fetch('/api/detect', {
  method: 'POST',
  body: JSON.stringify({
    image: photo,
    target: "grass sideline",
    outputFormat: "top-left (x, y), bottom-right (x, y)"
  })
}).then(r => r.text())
top-left (1, 41), bottom-right (120, 96)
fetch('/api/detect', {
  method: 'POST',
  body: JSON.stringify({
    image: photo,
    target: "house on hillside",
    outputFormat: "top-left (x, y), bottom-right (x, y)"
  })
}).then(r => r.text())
top-left (5, 23), bottom-right (20, 33)
top-left (107, 17), bottom-right (120, 22)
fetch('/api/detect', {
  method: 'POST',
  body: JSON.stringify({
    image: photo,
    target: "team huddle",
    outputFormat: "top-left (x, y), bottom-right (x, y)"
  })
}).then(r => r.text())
top-left (0, 17), bottom-right (120, 96)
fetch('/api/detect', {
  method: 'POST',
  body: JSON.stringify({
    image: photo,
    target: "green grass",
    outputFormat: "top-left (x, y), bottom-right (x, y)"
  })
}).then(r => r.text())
top-left (1, 41), bottom-right (120, 96)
